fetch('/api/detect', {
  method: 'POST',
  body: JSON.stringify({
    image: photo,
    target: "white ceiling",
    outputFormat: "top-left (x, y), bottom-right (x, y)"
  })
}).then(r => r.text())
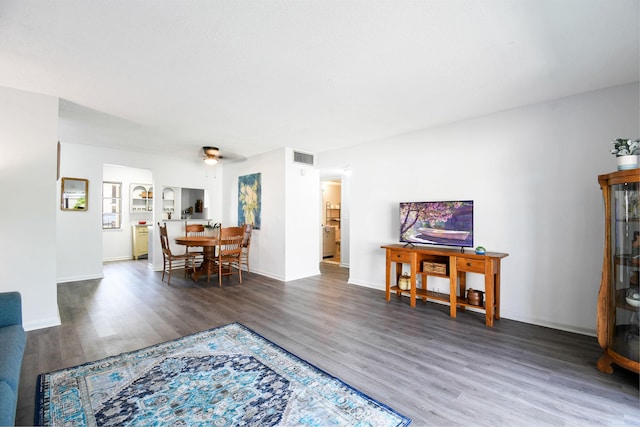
top-left (0, 0), bottom-right (638, 161)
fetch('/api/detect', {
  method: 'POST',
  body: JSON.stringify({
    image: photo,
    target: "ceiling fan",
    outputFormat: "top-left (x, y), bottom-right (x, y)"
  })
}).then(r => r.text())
top-left (202, 146), bottom-right (224, 165)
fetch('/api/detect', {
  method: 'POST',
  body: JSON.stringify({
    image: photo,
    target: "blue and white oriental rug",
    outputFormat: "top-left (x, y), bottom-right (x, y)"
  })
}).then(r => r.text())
top-left (35, 322), bottom-right (410, 426)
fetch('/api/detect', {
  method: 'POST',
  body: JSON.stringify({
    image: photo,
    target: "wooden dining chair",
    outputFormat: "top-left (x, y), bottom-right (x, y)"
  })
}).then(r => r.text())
top-left (158, 222), bottom-right (196, 286)
top-left (185, 222), bottom-right (206, 266)
top-left (239, 223), bottom-right (253, 273)
top-left (216, 227), bottom-right (244, 287)
top-left (185, 223), bottom-right (205, 236)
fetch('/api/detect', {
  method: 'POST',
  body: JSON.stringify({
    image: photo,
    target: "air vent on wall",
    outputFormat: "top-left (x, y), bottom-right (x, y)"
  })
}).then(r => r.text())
top-left (293, 151), bottom-right (314, 165)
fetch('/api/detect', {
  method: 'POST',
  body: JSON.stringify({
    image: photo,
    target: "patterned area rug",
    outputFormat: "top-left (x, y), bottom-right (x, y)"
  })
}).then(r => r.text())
top-left (35, 323), bottom-right (410, 426)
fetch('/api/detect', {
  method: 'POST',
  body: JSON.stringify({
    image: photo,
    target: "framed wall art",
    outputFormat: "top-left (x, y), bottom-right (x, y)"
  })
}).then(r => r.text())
top-left (238, 173), bottom-right (261, 229)
top-left (61, 177), bottom-right (88, 211)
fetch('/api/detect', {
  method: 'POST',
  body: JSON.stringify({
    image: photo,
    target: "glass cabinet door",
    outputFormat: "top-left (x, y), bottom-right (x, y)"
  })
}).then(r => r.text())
top-left (610, 181), bottom-right (639, 363)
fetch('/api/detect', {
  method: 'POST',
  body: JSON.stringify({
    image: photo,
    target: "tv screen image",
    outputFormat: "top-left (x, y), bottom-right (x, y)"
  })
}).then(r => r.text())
top-left (400, 201), bottom-right (473, 248)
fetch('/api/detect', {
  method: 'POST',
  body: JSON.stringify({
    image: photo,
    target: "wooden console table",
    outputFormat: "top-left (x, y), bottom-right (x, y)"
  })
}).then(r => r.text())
top-left (382, 244), bottom-right (509, 327)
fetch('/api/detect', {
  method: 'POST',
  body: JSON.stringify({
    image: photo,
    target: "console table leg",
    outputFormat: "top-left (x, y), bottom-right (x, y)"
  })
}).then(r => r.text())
top-left (485, 264), bottom-right (494, 327)
top-left (459, 273), bottom-right (466, 312)
top-left (449, 262), bottom-right (457, 318)
top-left (494, 278), bottom-right (500, 320)
top-left (494, 263), bottom-right (501, 319)
top-left (385, 255), bottom-right (391, 302)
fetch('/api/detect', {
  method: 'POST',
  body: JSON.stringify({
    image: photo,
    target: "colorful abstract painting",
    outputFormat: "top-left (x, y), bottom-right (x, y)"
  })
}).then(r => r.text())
top-left (238, 173), bottom-right (261, 229)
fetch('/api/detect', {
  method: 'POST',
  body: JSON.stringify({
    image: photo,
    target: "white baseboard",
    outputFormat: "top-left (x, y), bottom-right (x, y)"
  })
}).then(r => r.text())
top-left (24, 316), bottom-right (61, 332)
top-left (57, 273), bottom-right (104, 284)
top-left (103, 256), bottom-right (136, 262)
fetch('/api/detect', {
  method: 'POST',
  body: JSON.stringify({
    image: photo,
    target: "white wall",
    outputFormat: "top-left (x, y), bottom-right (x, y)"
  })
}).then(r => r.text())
top-left (316, 83), bottom-right (639, 335)
top-left (221, 149), bottom-right (284, 280)
top-left (56, 143), bottom-right (105, 282)
top-left (221, 148), bottom-right (320, 281)
top-left (340, 173), bottom-right (351, 267)
top-left (285, 148), bottom-right (321, 281)
top-left (0, 86), bottom-right (60, 330)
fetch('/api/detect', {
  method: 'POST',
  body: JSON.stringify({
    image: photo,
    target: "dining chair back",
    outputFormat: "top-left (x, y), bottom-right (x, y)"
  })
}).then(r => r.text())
top-left (219, 226), bottom-right (244, 238)
top-left (216, 227), bottom-right (244, 287)
top-left (158, 222), bottom-right (196, 286)
top-left (239, 224), bottom-right (253, 273)
top-left (185, 223), bottom-right (205, 236)
top-left (184, 222), bottom-right (206, 265)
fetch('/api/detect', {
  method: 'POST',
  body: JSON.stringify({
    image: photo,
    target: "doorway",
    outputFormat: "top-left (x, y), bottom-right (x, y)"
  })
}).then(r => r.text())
top-left (321, 179), bottom-right (341, 265)
top-left (103, 165), bottom-right (153, 263)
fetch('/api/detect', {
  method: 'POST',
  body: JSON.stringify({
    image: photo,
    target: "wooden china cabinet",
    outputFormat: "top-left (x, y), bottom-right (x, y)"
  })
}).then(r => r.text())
top-left (596, 168), bottom-right (640, 374)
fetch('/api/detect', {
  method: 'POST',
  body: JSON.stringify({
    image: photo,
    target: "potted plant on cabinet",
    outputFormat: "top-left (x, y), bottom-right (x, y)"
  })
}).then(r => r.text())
top-left (611, 138), bottom-right (639, 170)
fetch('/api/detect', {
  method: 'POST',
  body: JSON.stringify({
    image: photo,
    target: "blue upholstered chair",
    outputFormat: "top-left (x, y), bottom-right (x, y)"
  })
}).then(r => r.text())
top-left (0, 291), bottom-right (27, 426)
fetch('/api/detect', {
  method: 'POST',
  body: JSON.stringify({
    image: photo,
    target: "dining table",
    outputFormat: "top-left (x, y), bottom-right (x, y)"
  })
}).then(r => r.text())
top-left (174, 235), bottom-right (219, 281)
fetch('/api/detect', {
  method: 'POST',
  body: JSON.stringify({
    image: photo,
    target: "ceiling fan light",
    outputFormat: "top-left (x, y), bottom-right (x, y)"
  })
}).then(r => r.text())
top-left (204, 157), bottom-right (218, 165)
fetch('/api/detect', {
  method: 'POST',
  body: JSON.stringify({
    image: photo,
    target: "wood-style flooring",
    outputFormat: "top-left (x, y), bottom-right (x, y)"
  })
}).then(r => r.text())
top-left (17, 260), bottom-right (639, 426)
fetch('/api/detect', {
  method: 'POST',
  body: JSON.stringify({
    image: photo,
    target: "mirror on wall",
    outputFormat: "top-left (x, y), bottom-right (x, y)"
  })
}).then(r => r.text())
top-left (61, 177), bottom-right (88, 211)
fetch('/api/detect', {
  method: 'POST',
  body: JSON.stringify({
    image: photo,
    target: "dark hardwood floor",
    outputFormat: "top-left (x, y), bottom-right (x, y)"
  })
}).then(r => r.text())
top-left (17, 260), bottom-right (639, 426)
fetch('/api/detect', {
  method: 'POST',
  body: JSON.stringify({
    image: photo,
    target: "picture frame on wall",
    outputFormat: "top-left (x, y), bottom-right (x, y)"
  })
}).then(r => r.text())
top-left (60, 177), bottom-right (88, 211)
top-left (238, 173), bottom-right (261, 229)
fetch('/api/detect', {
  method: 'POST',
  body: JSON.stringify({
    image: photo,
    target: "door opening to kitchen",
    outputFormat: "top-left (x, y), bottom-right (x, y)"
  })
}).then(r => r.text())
top-left (321, 179), bottom-right (341, 265)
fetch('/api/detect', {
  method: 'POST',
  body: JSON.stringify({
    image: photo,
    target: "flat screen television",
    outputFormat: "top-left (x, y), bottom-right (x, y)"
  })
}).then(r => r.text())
top-left (399, 200), bottom-right (473, 248)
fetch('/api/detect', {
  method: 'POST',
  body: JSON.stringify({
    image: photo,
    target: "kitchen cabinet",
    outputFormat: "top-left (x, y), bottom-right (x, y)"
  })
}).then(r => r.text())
top-left (132, 225), bottom-right (149, 259)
